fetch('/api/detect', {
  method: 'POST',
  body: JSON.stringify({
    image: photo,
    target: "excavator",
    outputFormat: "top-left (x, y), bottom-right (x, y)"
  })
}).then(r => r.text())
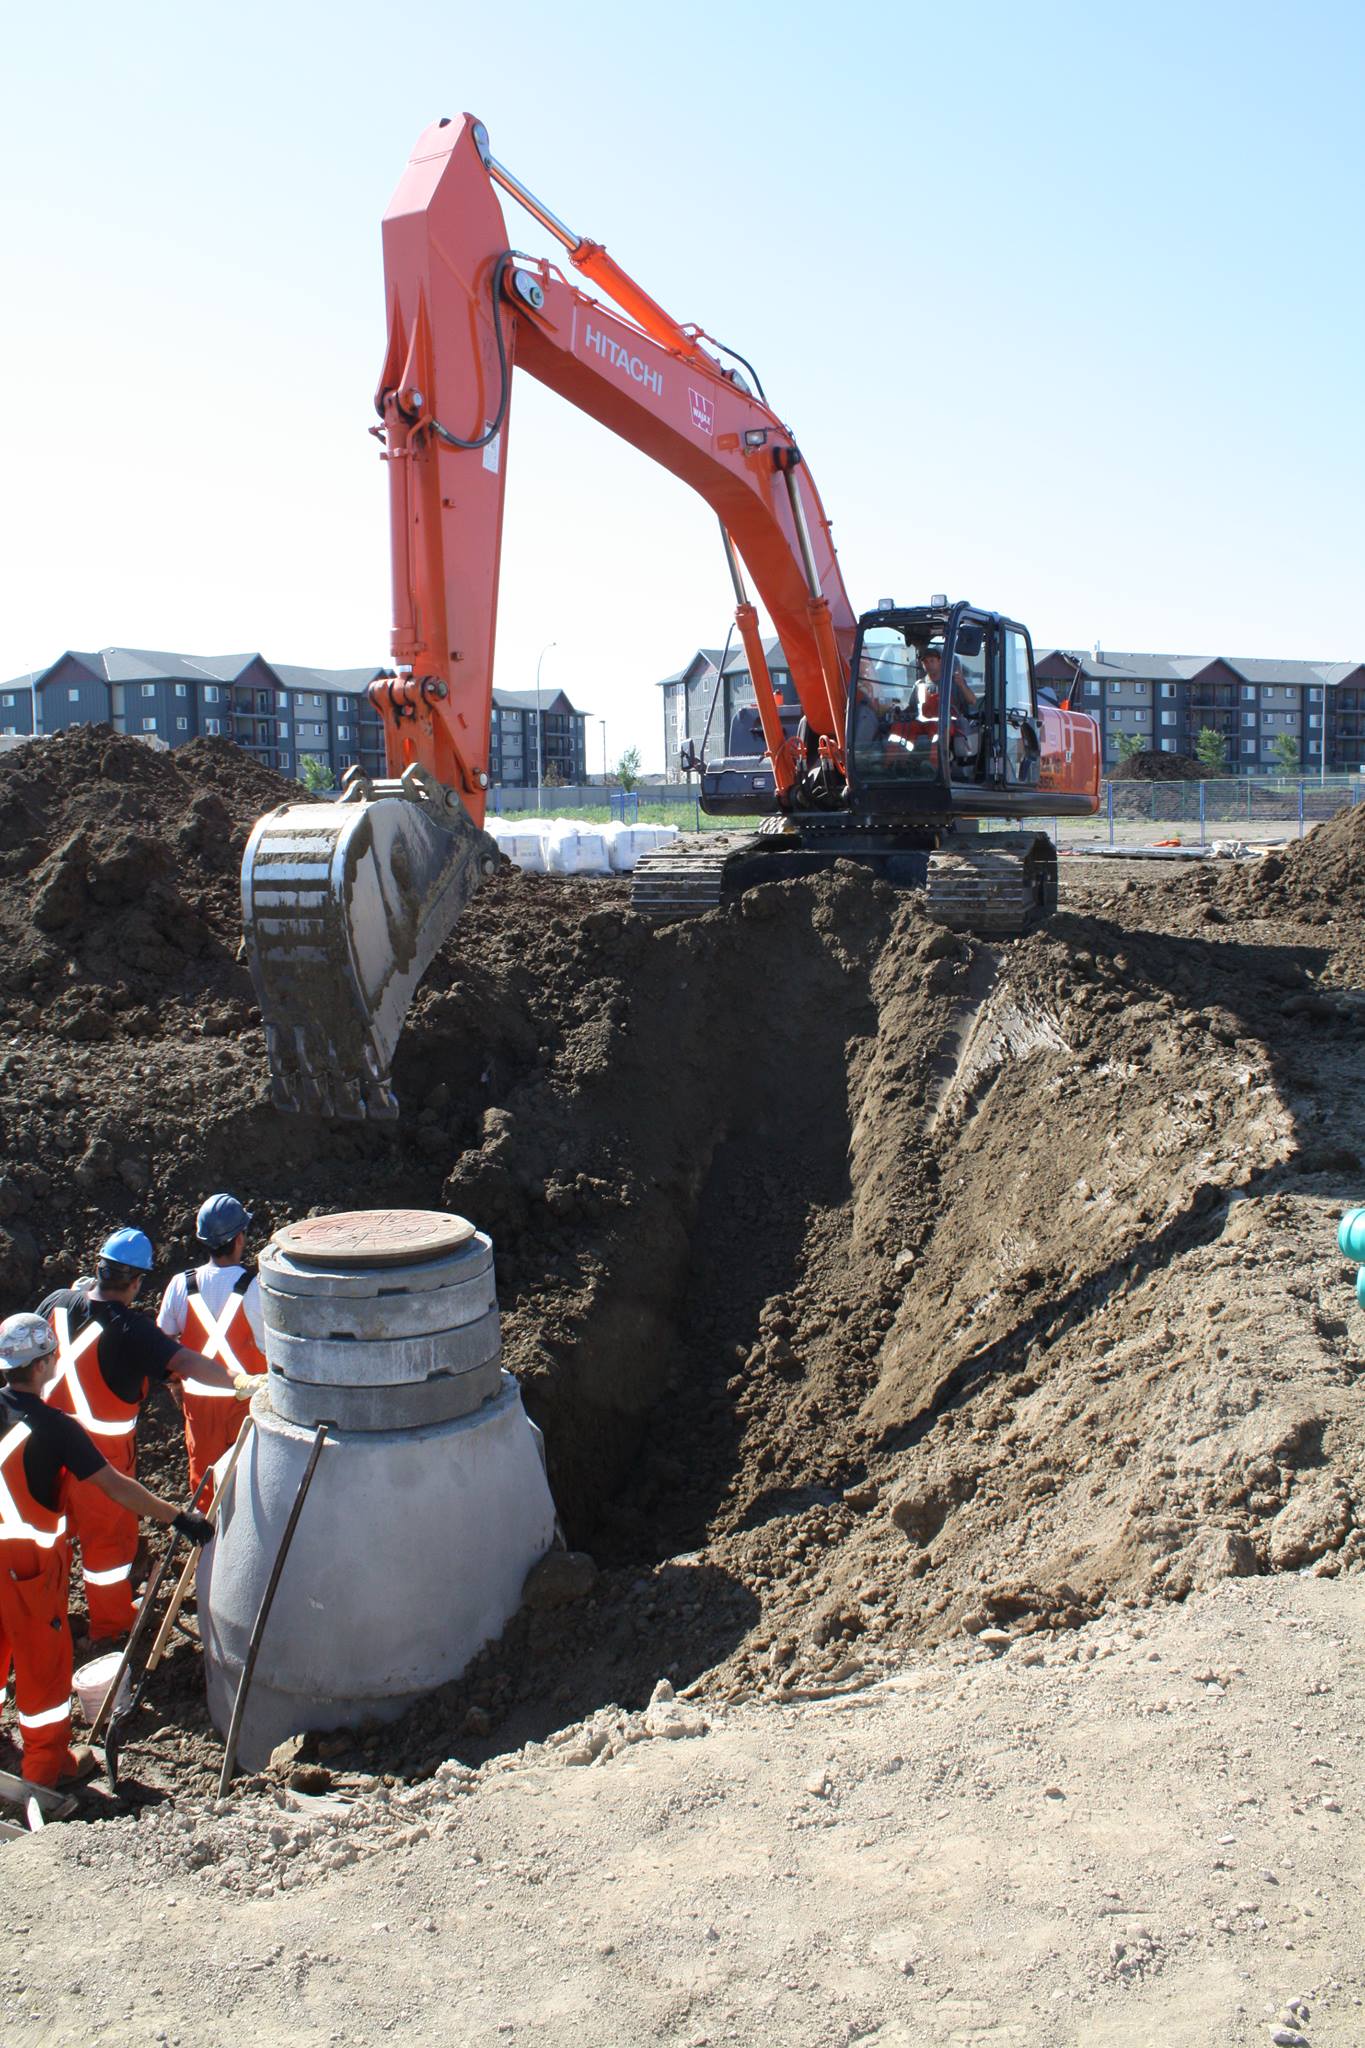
top-left (241, 115), bottom-right (1101, 1119)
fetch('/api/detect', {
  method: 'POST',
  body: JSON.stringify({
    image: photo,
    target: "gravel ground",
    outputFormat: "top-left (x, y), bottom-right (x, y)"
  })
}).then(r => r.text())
top-left (0, 1573), bottom-right (1359, 2047)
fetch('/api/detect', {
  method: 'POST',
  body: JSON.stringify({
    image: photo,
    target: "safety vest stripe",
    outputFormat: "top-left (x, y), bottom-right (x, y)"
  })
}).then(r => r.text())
top-left (51, 1307), bottom-right (137, 1437)
top-left (184, 1289), bottom-right (258, 1392)
top-left (0, 1423), bottom-right (68, 1548)
top-left (83, 1561), bottom-right (133, 1586)
top-left (18, 1699), bottom-right (71, 1730)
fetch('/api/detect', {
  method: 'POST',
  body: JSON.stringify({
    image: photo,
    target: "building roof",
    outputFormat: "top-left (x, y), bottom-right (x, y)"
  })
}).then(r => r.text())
top-left (492, 687), bottom-right (583, 715)
top-left (1040, 647), bottom-right (1363, 687)
top-left (655, 638), bottom-right (789, 687)
top-left (2, 647), bottom-right (386, 697)
top-left (273, 663), bottom-right (385, 695)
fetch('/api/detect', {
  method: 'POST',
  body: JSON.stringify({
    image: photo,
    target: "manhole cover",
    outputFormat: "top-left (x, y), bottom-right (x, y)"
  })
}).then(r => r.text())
top-left (273, 1210), bottom-right (475, 1268)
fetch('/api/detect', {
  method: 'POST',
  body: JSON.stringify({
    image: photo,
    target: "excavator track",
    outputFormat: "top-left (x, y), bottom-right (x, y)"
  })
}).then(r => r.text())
top-left (629, 833), bottom-right (767, 921)
top-left (924, 831), bottom-right (1058, 937)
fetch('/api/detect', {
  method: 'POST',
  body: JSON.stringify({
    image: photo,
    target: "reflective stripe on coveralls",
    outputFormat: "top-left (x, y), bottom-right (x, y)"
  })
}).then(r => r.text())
top-left (0, 1422), bottom-right (68, 1548)
top-left (47, 1306), bottom-right (138, 1438)
top-left (180, 1285), bottom-right (262, 1396)
top-left (0, 1420), bottom-right (75, 1779)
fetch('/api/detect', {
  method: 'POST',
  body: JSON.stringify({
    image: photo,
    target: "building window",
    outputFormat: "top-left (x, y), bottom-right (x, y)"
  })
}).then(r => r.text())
top-left (205, 718), bottom-right (221, 736)
top-left (140, 683), bottom-right (156, 697)
top-left (1160, 683), bottom-right (1176, 698)
top-left (1, 694), bottom-right (13, 707)
top-left (1243, 686), bottom-right (1255, 701)
top-left (278, 722), bottom-right (290, 739)
top-left (1308, 688), bottom-right (1321, 702)
top-left (338, 724), bottom-right (350, 740)
top-left (1109, 681), bottom-right (1122, 696)
top-left (1160, 737), bottom-right (1175, 751)
top-left (1243, 739), bottom-right (1256, 753)
top-left (1134, 682), bottom-right (1148, 696)
top-left (1161, 710), bottom-right (1176, 726)
top-left (68, 687), bottom-right (80, 701)
top-left (175, 683), bottom-right (187, 697)
top-left (1309, 713), bottom-right (1321, 728)
top-left (176, 716), bottom-right (188, 730)
top-left (277, 692), bottom-right (289, 710)
top-left (142, 716), bottom-right (158, 731)
top-left (312, 722), bottom-right (325, 738)
top-left (312, 694), bottom-right (324, 707)
top-left (1243, 712), bottom-right (1256, 727)
top-left (2, 725), bottom-right (15, 736)
top-left (204, 685), bottom-right (220, 704)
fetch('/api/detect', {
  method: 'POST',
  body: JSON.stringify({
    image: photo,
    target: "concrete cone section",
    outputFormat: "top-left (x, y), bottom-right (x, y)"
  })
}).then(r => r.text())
top-left (199, 1209), bottom-right (557, 1769)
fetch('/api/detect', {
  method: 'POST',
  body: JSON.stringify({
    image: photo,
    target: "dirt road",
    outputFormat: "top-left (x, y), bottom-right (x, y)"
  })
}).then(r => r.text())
top-left (1, 1574), bottom-right (1359, 2047)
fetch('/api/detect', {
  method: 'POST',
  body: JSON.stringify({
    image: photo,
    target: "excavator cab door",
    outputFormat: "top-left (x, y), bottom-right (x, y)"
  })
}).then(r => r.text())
top-left (942, 614), bottom-right (1042, 792)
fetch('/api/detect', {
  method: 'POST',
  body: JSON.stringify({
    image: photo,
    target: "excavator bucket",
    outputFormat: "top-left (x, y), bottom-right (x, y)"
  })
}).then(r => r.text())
top-left (241, 765), bottom-right (498, 1119)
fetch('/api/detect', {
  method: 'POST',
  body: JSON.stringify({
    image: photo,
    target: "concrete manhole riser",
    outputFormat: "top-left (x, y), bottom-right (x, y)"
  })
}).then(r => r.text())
top-left (198, 1211), bottom-right (557, 1769)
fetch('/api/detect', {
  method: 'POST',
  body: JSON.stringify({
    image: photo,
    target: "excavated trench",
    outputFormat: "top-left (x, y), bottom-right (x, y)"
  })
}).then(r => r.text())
top-left (0, 728), bottom-right (1362, 1805)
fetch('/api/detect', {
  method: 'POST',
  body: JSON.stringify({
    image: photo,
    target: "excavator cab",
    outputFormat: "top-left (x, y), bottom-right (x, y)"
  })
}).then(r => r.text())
top-left (845, 603), bottom-right (1043, 815)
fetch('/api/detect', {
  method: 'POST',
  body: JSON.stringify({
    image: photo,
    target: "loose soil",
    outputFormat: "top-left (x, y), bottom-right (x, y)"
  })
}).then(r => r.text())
top-left (0, 729), bottom-right (1361, 1829)
top-left (1108, 749), bottom-right (1204, 781)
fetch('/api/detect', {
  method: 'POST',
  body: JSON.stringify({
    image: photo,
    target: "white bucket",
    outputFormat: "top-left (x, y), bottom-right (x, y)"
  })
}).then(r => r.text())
top-left (73, 1651), bottom-right (130, 1725)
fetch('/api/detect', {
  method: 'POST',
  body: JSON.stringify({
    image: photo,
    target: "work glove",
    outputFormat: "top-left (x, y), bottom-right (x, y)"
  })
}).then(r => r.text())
top-left (232, 1375), bottom-right (255, 1402)
top-left (173, 1511), bottom-right (215, 1547)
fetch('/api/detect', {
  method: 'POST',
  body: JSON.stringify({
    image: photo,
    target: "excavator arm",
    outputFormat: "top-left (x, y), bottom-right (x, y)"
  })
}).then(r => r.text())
top-left (243, 114), bottom-right (858, 1118)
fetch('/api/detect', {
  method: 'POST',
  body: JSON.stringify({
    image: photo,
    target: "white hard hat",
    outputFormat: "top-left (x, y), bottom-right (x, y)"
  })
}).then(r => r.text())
top-left (0, 1312), bottom-right (58, 1373)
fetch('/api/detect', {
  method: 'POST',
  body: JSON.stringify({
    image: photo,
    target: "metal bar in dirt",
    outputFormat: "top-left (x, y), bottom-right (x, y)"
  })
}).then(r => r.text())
top-left (217, 1422), bottom-right (329, 1798)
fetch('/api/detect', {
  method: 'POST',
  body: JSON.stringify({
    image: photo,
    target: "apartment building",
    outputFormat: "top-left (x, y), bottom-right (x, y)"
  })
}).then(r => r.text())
top-left (0, 647), bottom-right (387, 781)
top-left (488, 688), bottom-right (589, 787)
top-left (1, 650), bottom-right (593, 789)
top-left (1034, 648), bottom-right (1365, 775)
top-left (657, 639), bottom-right (798, 772)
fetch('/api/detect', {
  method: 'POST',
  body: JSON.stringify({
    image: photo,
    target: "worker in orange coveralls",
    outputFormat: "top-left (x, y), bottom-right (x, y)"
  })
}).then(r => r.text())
top-left (40, 1228), bottom-right (247, 1651)
top-left (157, 1194), bottom-right (268, 1495)
top-left (0, 1312), bottom-right (212, 1789)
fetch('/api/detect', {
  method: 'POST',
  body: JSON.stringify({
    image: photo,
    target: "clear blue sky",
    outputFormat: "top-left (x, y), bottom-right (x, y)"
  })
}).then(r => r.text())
top-left (3, 0), bottom-right (1361, 769)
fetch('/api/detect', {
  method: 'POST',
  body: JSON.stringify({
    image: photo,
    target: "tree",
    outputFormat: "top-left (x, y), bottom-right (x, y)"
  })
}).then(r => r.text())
top-left (298, 753), bottom-right (335, 793)
top-left (615, 746), bottom-right (642, 792)
top-left (1114, 732), bottom-right (1146, 764)
top-left (1269, 733), bottom-right (1300, 776)
top-left (1194, 727), bottom-right (1227, 775)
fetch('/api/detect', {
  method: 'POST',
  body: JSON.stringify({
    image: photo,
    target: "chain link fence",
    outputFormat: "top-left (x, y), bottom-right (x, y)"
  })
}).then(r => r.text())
top-left (1065, 775), bottom-right (1363, 848)
top-left (491, 775), bottom-right (1365, 846)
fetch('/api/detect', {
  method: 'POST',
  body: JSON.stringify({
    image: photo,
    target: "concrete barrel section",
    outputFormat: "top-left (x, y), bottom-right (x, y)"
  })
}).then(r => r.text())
top-left (199, 1209), bottom-right (557, 1768)
top-left (259, 1218), bottom-right (501, 1431)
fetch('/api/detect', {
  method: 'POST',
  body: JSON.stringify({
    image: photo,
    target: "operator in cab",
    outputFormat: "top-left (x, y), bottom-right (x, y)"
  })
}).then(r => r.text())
top-left (0, 1312), bottom-right (212, 1790)
top-left (921, 645), bottom-right (982, 777)
top-left (39, 1228), bottom-right (250, 1652)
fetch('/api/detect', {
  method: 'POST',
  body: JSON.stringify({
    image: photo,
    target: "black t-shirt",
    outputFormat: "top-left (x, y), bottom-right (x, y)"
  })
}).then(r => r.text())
top-left (39, 1288), bottom-right (181, 1407)
top-left (0, 1385), bottom-right (105, 1513)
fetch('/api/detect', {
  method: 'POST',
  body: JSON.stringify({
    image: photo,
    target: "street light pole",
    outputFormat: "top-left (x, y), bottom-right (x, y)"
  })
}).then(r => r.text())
top-left (599, 717), bottom-right (608, 789)
top-left (535, 640), bottom-right (556, 813)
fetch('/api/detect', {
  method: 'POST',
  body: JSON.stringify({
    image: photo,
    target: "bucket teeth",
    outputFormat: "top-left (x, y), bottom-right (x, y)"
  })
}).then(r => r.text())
top-left (241, 780), bottom-right (497, 1119)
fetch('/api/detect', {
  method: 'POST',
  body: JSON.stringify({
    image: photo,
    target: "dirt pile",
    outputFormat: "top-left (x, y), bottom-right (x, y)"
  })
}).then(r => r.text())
top-left (1108, 749), bottom-right (1204, 781)
top-left (1219, 800), bottom-right (1365, 922)
top-left (0, 725), bottom-right (297, 1035)
top-left (0, 729), bottom-right (1361, 1807)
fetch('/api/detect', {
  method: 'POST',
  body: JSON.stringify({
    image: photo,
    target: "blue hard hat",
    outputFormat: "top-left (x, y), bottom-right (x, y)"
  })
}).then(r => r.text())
top-left (99, 1227), bottom-right (154, 1271)
top-left (196, 1193), bottom-right (252, 1250)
